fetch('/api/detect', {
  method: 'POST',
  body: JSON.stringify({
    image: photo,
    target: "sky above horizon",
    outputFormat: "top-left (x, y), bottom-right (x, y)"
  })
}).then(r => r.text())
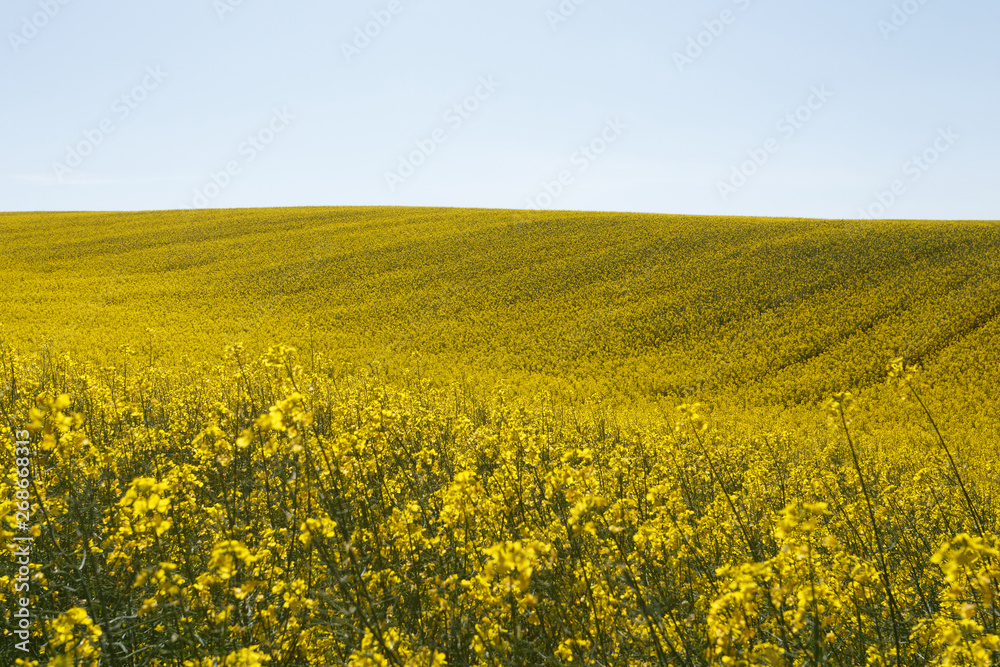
top-left (2, 0), bottom-right (998, 220)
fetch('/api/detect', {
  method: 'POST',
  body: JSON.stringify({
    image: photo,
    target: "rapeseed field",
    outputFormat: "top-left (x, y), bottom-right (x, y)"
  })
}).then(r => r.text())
top-left (2, 207), bottom-right (999, 665)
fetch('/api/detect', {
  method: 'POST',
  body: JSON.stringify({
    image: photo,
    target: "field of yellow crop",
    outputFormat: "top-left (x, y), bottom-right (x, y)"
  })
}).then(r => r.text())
top-left (2, 207), bottom-right (1000, 665)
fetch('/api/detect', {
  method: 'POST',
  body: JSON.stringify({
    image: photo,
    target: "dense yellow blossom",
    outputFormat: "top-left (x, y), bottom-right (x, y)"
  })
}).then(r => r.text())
top-left (0, 208), bottom-right (998, 664)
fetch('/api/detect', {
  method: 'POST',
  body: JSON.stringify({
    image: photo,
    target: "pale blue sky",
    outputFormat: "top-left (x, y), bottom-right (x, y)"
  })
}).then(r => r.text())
top-left (3, 0), bottom-right (998, 219)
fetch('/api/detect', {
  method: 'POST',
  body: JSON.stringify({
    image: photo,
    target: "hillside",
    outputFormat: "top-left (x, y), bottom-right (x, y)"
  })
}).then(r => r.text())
top-left (2, 207), bottom-right (999, 412)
